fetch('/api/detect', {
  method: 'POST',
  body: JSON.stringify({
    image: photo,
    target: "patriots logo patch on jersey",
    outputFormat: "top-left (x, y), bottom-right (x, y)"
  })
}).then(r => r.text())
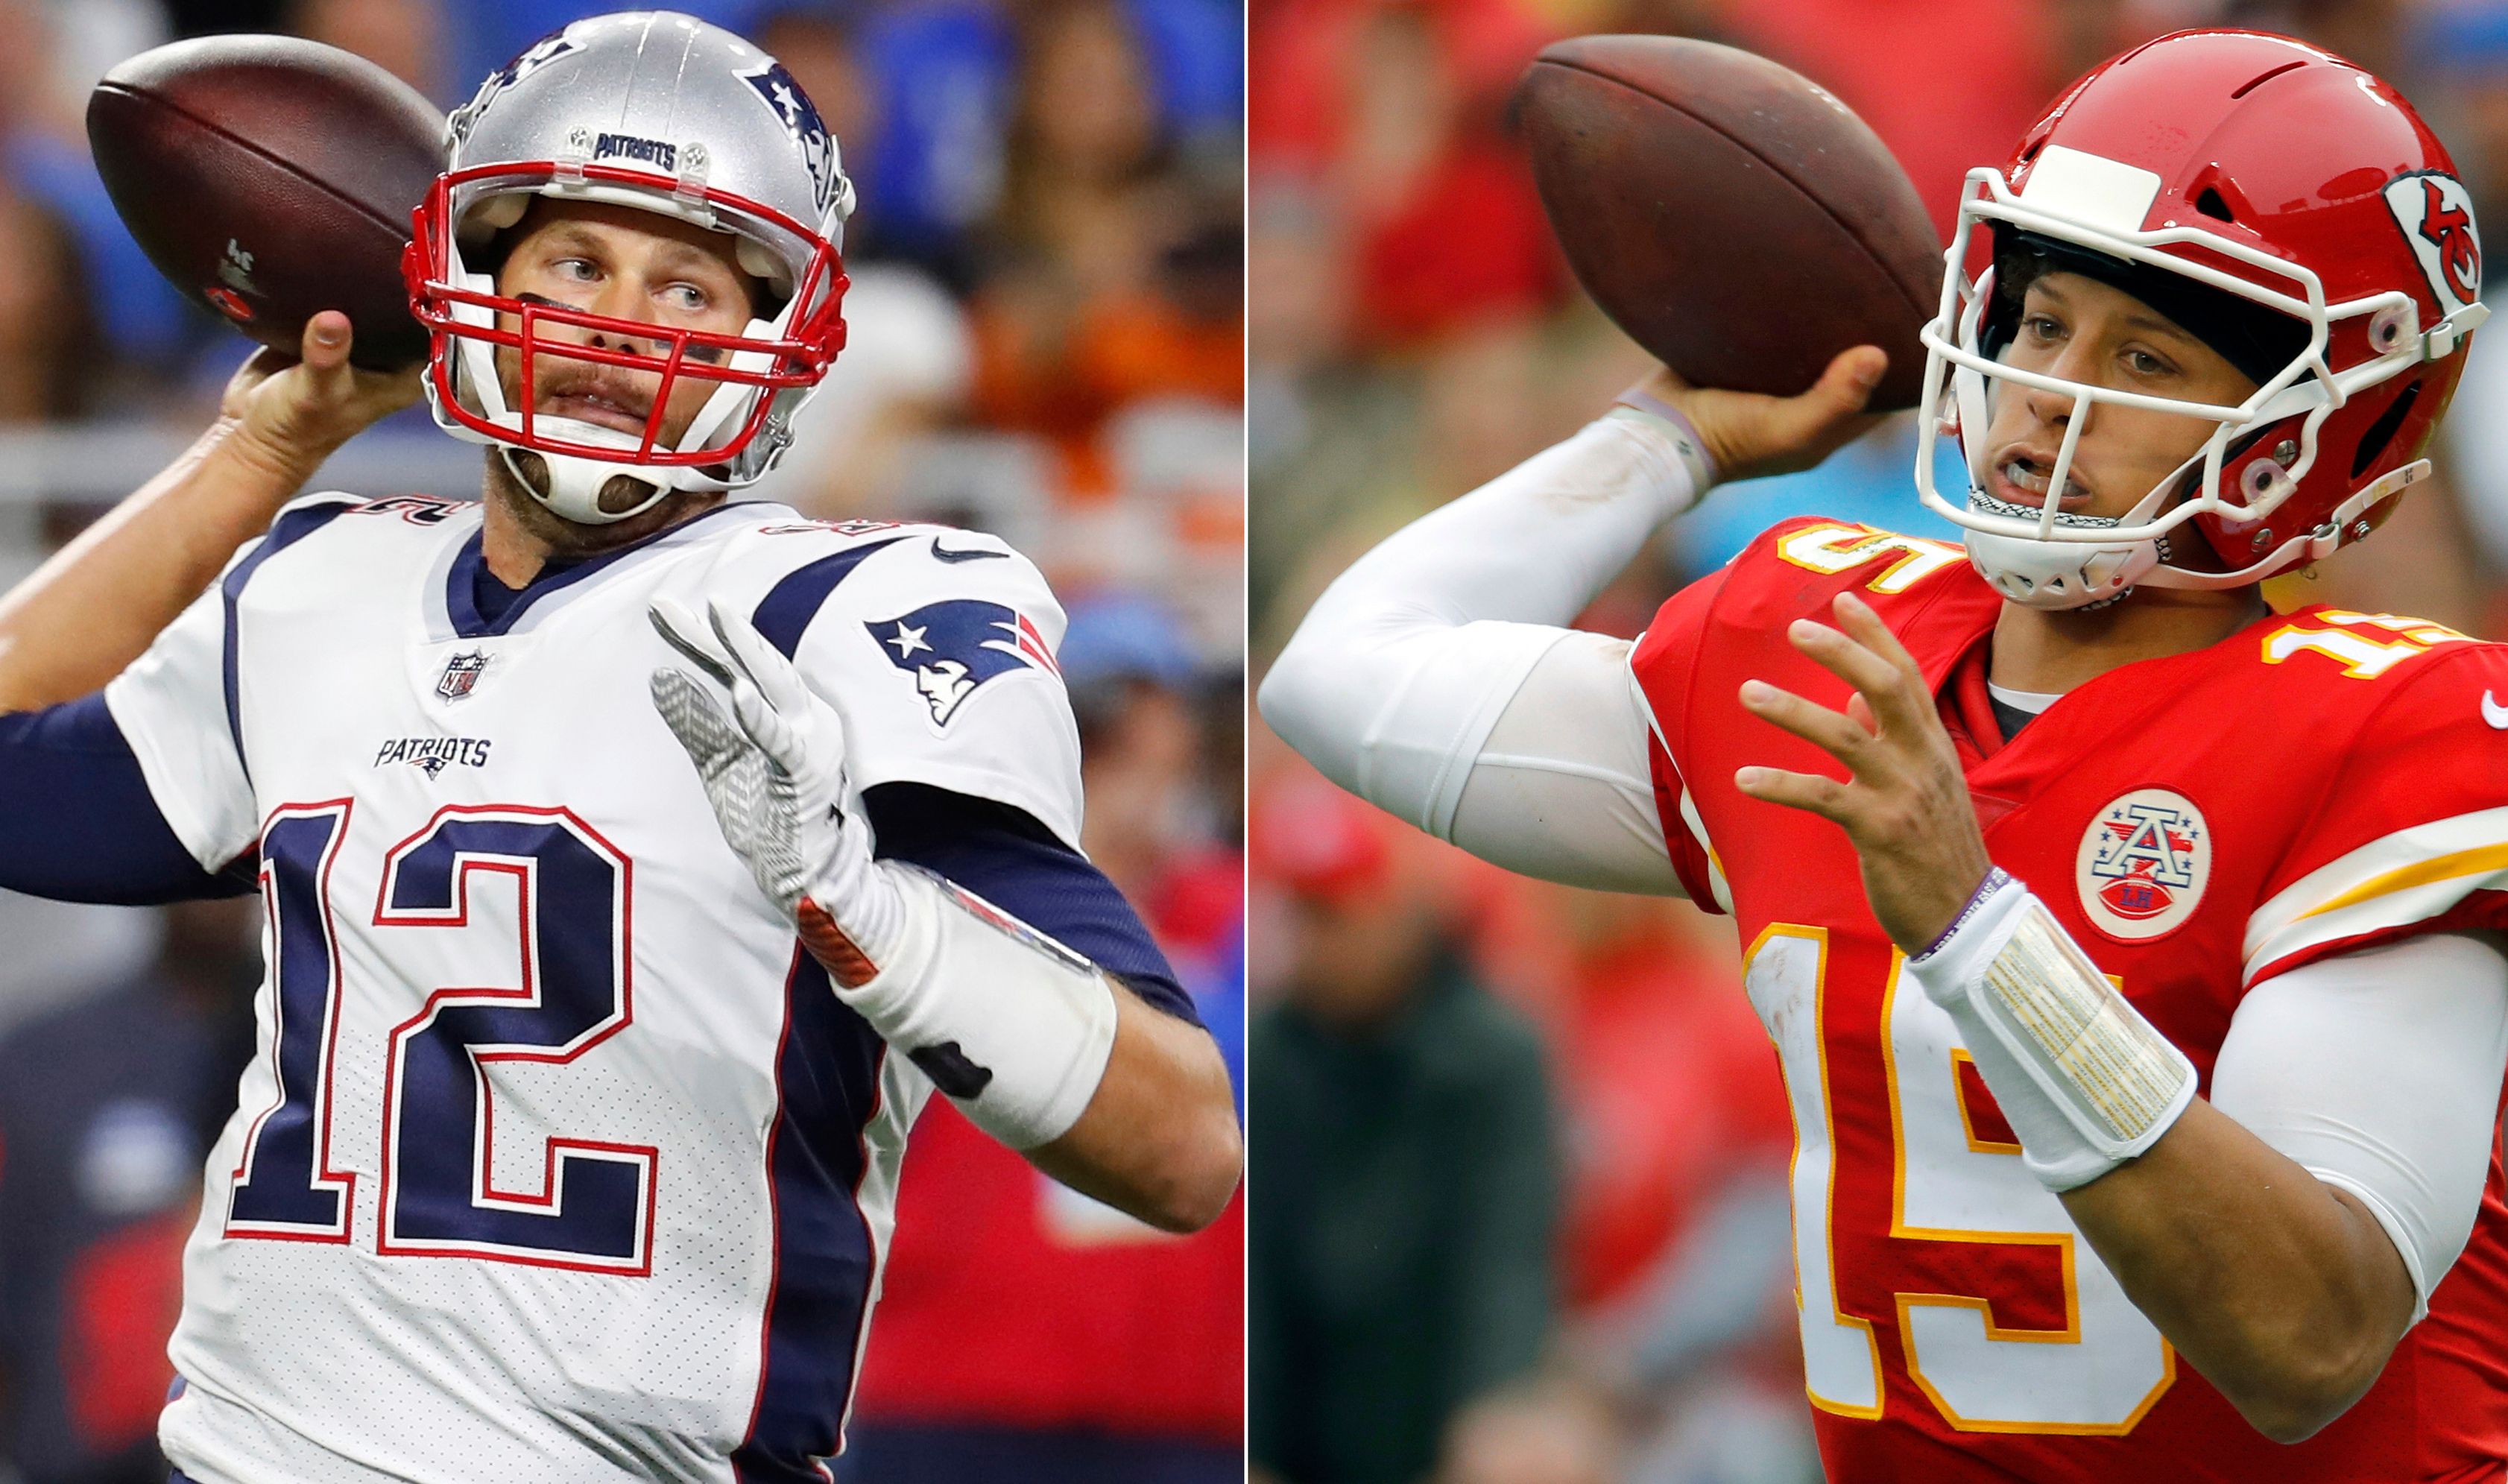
top-left (868, 602), bottom-right (1057, 727)
top-left (2076, 788), bottom-right (2211, 941)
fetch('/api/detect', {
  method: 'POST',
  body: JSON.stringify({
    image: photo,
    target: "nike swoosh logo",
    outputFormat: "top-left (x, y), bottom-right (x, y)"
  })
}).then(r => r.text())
top-left (929, 539), bottom-right (1008, 563)
top-left (2486, 691), bottom-right (2508, 730)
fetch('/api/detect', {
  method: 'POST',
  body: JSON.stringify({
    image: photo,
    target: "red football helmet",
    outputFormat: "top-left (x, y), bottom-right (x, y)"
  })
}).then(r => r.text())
top-left (1915, 30), bottom-right (2488, 607)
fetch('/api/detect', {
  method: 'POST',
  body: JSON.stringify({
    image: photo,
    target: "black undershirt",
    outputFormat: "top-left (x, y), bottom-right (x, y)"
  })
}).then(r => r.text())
top-left (1990, 695), bottom-right (2041, 743)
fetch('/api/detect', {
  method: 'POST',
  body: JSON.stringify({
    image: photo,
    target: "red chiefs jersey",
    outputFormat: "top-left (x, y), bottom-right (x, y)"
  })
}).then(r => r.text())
top-left (1629, 517), bottom-right (2508, 1483)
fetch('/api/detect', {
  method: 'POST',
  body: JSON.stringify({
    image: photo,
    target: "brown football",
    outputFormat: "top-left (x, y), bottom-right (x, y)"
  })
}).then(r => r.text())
top-left (1514, 35), bottom-right (1943, 411)
top-left (88, 34), bottom-right (444, 370)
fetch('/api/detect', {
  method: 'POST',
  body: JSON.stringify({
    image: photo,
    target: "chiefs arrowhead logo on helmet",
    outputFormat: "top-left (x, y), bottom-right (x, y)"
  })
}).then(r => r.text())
top-left (2421, 179), bottom-right (2480, 300)
top-left (2387, 171), bottom-right (2483, 316)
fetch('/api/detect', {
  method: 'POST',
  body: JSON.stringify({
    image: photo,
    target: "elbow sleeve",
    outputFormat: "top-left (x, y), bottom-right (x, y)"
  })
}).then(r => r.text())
top-left (1261, 617), bottom-right (1564, 838)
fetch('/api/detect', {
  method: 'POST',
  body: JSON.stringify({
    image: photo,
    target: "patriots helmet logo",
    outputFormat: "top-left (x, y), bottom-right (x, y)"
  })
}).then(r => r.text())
top-left (453, 30), bottom-right (580, 141)
top-left (868, 602), bottom-right (1058, 727)
top-left (490, 31), bottom-right (578, 89)
top-left (737, 59), bottom-right (843, 217)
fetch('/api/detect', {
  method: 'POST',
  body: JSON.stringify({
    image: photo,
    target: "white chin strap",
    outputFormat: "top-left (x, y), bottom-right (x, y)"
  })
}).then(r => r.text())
top-left (1959, 437), bottom-right (2193, 611)
top-left (1961, 492), bottom-right (2163, 610)
top-left (496, 423), bottom-right (672, 524)
top-left (1959, 452), bottom-right (2439, 610)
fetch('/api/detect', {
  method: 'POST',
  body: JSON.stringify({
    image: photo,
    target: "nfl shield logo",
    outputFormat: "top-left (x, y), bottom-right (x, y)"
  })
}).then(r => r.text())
top-left (436, 651), bottom-right (489, 701)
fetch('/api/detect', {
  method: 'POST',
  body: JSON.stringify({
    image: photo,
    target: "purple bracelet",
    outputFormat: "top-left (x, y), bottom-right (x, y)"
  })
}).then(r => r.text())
top-left (1611, 387), bottom-right (1719, 485)
top-left (1912, 866), bottom-right (2014, 964)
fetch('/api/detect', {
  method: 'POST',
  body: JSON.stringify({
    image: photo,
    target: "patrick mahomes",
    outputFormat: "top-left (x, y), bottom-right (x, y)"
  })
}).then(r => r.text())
top-left (1268, 28), bottom-right (2508, 1482)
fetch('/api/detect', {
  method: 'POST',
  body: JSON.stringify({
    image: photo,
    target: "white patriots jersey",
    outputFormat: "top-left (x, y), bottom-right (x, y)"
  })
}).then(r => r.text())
top-left (101, 495), bottom-right (1085, 1483)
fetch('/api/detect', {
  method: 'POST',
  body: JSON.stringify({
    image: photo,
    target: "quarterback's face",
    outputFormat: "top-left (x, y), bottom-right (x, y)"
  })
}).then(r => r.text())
top-left (1983, 271), bottom-right (2259, 521)
top-left (490, 199), bottom-right (760, 449)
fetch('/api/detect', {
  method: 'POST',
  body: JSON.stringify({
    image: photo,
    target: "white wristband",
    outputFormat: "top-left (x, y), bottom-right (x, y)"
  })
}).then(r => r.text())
top-left (836, 865), bottom-right (1119, 1149)
top-left (1906, 870), bottom-right (2196, 1191)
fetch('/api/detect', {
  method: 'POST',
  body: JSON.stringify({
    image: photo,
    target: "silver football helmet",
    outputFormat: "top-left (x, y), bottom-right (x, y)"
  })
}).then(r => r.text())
top-left (405, 10), bottom-right (854, 525)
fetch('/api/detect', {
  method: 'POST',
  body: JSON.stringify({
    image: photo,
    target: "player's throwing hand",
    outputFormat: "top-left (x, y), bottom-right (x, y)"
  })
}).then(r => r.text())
top-left (218, 309), bottom-right (423, 478)
top-left (1734, 590), bottom-right (1994, 953)
top-left (1632, 344), bottom-right (1889, 483)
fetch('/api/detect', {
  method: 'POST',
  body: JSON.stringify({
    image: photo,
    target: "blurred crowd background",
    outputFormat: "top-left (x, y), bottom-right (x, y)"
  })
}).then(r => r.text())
top-left (0, 1), bottom-right (1243, 1482)
top-left (1248, 1), bottom-right (2508, 1482)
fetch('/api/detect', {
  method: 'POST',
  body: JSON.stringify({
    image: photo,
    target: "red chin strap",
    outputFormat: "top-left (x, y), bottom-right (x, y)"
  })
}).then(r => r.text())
top-left (404, 161), bottom-right (849, 470)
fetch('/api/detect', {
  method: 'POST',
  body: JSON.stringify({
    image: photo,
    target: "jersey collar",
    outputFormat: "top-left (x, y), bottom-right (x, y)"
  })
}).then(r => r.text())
top-left (443, 502), bottom-right (756, 639)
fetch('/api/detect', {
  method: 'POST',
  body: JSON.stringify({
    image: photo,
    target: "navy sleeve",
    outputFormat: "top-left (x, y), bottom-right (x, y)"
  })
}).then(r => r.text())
top-left (0, 694), bottom-right (253, 904)
top-left (861, 781), bottom-right (1204, 1027)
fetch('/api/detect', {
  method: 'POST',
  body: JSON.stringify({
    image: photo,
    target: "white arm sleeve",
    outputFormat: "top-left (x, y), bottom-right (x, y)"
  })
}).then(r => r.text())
top-left (2210, 932), bottom-right (2508, 1324)
top-left (1444, 632), bottom-right (1678, 894)
top-left (1257, 411), bottom-right (1711, 894)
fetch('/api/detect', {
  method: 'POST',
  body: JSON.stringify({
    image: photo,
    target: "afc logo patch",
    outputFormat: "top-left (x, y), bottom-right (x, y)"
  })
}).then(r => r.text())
top-left (2076, 788), bottom-right (2211, 941)
top-left (2385, 171), bottom-right (2483, 318)
top-left (867, 601), bottom-right (1058, 728)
